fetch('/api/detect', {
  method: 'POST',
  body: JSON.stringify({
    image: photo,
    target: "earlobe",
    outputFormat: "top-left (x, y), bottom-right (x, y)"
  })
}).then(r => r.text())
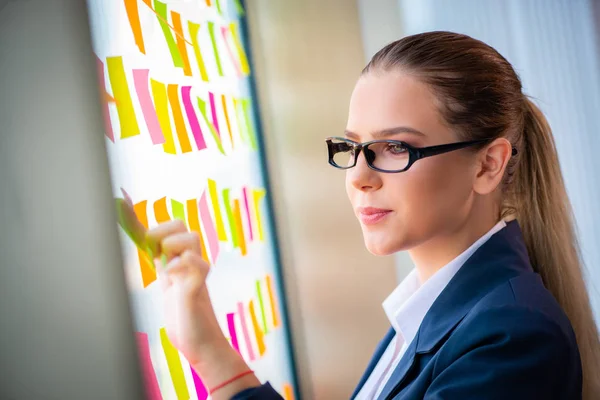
top-left (473, 138), bottom-right (512, 195)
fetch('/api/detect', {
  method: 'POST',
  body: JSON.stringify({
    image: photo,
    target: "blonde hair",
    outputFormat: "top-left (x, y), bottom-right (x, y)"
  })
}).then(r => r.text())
top-left (365, 31), bottom-right (600, 398)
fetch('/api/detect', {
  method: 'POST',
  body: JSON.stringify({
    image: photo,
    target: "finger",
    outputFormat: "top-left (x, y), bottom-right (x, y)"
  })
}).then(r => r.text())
top-left (161, 231), bottom-right (202, 261)
top-left (160, 251), bottom-right (209, 288)
top-left (146, 220), bottom-right (187, 254)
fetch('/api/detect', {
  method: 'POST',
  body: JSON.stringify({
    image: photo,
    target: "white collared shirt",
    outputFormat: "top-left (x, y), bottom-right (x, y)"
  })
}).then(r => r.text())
top-left (355, 220), bottom-right (507, 400)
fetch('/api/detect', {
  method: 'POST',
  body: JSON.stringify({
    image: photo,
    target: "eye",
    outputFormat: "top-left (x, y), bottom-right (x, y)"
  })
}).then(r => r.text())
top-left (386, 143), bottom-right (408, 155)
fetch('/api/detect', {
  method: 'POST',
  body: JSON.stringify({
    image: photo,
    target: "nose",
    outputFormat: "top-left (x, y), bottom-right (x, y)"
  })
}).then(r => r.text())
top-left (347, 148), bottom-right (383, 192)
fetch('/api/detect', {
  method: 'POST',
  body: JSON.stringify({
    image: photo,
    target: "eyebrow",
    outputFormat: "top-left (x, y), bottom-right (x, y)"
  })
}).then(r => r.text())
top-left (344, 126), bottom-right (426, 140)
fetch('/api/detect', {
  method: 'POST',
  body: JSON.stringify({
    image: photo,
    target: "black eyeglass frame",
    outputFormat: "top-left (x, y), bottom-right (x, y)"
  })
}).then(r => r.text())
top-left (326, 136), bottom-right (517, 173)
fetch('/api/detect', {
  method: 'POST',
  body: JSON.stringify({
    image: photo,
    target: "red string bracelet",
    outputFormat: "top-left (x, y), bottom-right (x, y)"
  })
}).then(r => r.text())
top-left (209, 370), bottom-right (255, 395)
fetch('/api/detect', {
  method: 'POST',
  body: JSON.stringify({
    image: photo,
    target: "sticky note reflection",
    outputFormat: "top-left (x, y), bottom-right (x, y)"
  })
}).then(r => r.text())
top-left (106, 56), bottom-right (140, 138)
top-left (242, 187), bottom-right (254, 241)
top-left (160, 328), bottom-right (190, 400)
top-left (95, 57), bottom-right (114, 142)
top-left (229, 22), bottom-right (250, 75)
top-left (136, 332), bottom-right (163, 400)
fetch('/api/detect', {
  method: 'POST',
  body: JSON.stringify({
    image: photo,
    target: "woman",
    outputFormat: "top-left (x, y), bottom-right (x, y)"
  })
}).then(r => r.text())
top-left (148, 32), bottom-right (600, 399)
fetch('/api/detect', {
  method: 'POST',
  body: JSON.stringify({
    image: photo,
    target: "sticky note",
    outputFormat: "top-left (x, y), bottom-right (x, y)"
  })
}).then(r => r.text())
top-left (154, 197), bottom-right (171, 223)
top-left (233, 98), bottom-right (248, 146)
top-left (207, 22), bottom-right (224, 76)
top-left (208, 92), bottom-right (220, 138)
top-left (215, 0), bottom-right (223, 14)
top-left (199, 192), bottom-right (220, 263)
top-left (221, 94), bottom-right (234, 147)
top-left (241, 99), bottom-right (258, 150)
top-left (171, 11), bottom-right (192, 76)
top-left (249, 300), bottom-right (266, 356)
top-left (227, 313), bottom-right (240, 353)
top-left (253, 189), bottom-right (266, 241)
top-left (283, 384), bottom-right (295, 400)
top-left (229, 22), bottom-right (250, 75)
top-left (181, 86), bottom-right (207, 151)
top-left (233, 0), bottom-right (245, 16)
top-left (167, 84), bottom-right (192, 153)
top-left (136, 332), bottom-right (163, 400)
top-left (197, 97), bottom-right (225, 155)
top-left (233, 199), bottom-right (247, 256)
top-left (160, 328), bottom-right (190, 400)
top-left (186, 199), bottom-right (209, 263)
top-left (154, 0), bottom-right (183, 68)
top-left (133, 200), bottom-right (157, 287)
top-left (133, 69), bottom-right (165, 145)
top-left (170, 199), bottom-right (186, 226)
top-left (266, 274), bottom-right (280, 327)
top-left (237, 301), bottom-right (256, 361)
top-left (124, 0), bottom-right (145, 54)
top-left (207, 179), bottom-right (227, 241)
top-left (188, 22), bottom-right (209, 82)
top-left (256, 279), bottom-right (268, 334)
top-left (223, 189), bottom-right (238, 248)
top-left (95, 57), bottom-right (114, 142)
top-left (242, 187), bottom-right (254, 241)
top-left (107, 56), bottom-right (140, 138)
top-left (150, 79), bottom-right (176, 154)
top-left (190, 367), bottom-right (208, 400)
top-left (221, 26), bottom-right (243, 76)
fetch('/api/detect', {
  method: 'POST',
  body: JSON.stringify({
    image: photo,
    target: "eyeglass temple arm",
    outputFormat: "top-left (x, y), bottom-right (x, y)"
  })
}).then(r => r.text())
top-left (415, 140), bottom-right (517, 159)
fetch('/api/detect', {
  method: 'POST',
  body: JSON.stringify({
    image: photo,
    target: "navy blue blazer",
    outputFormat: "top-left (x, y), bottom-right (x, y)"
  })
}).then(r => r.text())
top-left (232, 220), bottom-right (582, 399)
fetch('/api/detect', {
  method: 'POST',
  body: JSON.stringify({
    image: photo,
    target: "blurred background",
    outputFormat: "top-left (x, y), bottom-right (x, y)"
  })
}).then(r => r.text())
top-left (244, 0), bottom-right (600, 398)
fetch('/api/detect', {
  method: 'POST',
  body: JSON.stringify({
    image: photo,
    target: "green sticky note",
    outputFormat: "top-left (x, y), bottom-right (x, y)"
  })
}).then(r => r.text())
top-left (115, 198), bottom-right (159, 271)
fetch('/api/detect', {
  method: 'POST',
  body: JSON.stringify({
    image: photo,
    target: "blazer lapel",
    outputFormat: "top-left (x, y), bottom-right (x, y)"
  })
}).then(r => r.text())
top-left (350, 327), bottom-right (396, 399)
top-left (376, 220), bottom-right (533, 399)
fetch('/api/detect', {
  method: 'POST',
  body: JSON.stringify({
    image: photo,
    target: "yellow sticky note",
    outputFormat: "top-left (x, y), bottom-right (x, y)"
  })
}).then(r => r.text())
top-left (253, 189), bottom-right (266, 241)
top-left (160, 328), bottom-right (190, 400)
top-left (106, 56), bottom-right (140, 138)
top-left (208, 179), bottom-right (227, 241)
top-left (150, 79), bottom-right (176, 154)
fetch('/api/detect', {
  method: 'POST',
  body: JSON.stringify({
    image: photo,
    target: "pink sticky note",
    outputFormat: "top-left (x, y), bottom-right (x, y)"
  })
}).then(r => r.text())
top-left (209, 92), bottom-right (220, 137)
top-left (199, 192), bottom-right (220, 263)
top-left (227, 313), bottom-right (240, 353)
top-left (181, 86), bottom-right (207, 151)
top-left (190, 367), bottom-right (208, 400)
top-left (136, 332), bottom-right (163, 400)
top-left (238, 301), bottom-right (256, 361)
top-left (242, 187), bottom-right (254, 242)
top-left (95, 56), bottom-right (114, 142)
top-left (133, 69), bottom-right (165, 145)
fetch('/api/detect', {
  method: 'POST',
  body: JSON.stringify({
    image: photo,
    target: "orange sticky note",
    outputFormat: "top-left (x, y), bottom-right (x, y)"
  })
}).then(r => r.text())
top-left (249, 300), bottom-right (266, 356)
top-left (124, 0), bottom-right (145, 54)
top-left (233, 199), bottom-right (247, 256)
top-left (283, 384), bottom-right (294, 400)
top-left (167, 84), bottom-right (192, 153)
top-left (266, 274), bottom-right (280, 327)
top-left (133, 201), bottom-right (157, 287)
top-left (154, 197), bottom-right (171, 223)
top-left (171, 11), bottom-right (192, 76)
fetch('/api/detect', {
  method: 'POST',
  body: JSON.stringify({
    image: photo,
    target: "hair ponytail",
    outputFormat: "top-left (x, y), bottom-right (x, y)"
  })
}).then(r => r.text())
top-left (365, 31), bottom-right (600, 399)
top-left (516, 97), bottom-right (600, 398)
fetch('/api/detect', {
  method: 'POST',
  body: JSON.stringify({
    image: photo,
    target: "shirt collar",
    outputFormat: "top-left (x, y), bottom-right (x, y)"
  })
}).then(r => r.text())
top-left (382, 219), bottom-right (507, 344)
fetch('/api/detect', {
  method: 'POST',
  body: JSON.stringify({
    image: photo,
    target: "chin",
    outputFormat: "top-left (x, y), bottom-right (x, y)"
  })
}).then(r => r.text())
top-left (364, 239), bottom-right (399, 256)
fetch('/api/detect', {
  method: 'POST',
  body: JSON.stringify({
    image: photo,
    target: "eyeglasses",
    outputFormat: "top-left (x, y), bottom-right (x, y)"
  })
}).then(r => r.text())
top-left (326, 136), bottom-right (517, 173)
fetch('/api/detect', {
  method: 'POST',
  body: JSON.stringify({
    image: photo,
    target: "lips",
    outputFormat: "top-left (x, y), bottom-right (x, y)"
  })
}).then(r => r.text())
top-left (357, 207), bottom-right (393, 225)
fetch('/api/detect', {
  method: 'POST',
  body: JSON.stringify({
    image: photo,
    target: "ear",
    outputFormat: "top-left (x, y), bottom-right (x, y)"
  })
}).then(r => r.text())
top-left (473, 138), bottom-right (512, 195)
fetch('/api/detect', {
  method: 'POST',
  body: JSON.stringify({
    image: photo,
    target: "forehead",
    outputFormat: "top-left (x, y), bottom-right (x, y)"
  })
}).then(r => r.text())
top-left (346, 71), bottom-right (452, 142)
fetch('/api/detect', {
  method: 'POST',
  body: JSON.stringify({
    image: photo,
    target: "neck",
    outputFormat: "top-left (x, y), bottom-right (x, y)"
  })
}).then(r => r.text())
top-left (409, 206), bottom-right (500, 284)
